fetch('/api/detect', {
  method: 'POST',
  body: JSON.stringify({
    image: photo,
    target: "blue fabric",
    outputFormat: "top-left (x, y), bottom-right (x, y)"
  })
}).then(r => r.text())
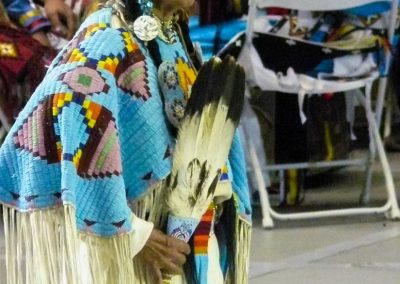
top-left (307, 60), bottom-right (334, 77)
top-left (195, 255), bottom-right (209, 283)
top-left (345, 1), bottom-right (393, 17)
top-left (3, 0), bottom-right (35, 20)
top-left (189, 16), bottom-right (246, 60)
top-left (229, 131), bottom-right (251, 218)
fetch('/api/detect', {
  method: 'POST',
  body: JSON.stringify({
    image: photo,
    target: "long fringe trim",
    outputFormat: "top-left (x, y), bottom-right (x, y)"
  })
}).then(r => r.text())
top-left (2, 204), bottom-right (136, 284)
top-left (233, 217), bottom-right (252, 284)
top-left (129, 182), bottom-right (169, 283)
top-left (129, 181), bottom-right (167, 229)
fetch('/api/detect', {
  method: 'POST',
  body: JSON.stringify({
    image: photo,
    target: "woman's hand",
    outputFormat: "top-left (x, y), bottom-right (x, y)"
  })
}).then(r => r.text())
top-left (137, 228), bottom-right (191, 283)
top-left (44, 0), bottom-right (76, 39)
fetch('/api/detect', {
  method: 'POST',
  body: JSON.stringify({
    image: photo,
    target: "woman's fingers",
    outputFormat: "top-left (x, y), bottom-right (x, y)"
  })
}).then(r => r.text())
top-left (166, 236), bottom-right (191, 255)
top-left (149, 263), bottom-right (164, 284)
top-left (140, 229), bottom-right (191, 276)
top-left (148, 236), bottom-right (188, 266)
top-left (159, 257), bottom-right (184, 275)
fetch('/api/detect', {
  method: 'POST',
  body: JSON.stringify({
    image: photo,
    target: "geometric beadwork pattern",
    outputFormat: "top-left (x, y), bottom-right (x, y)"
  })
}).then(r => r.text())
top-left (65, 97), bottom-right (122, 179)
top-left (61, 66), bottom-right (110, 95)
top-left (64, 48), bottom-right (122, 78)
top-left (117, 59), bottom-right (151, 100)
top-left (73, 112), bottom-right (122, 179)
top-left (121, 30), bottom-right (138, 54)
top-left (83, 23), bottom-right (108, 39)
top-left (52, 92), bottom-right (73, 116)
top-left (58, 24), bottom-right (107, 66)
top-left (97, 54), bottom-right (120, 75)
top-left (115, 36), bottom-right (151, 101)
top-left (12, 88), bottom-right (122, 179)
top-left (57, 24), bottom-right (121, 73)
top-left (13, 95), bottom-right (61, 164)
top-left (57, 24), bottom-right (151, 101)
top-left (67, 47), bottom-right (88, 64)
top-left (58, 38), bottom-right (82, 65)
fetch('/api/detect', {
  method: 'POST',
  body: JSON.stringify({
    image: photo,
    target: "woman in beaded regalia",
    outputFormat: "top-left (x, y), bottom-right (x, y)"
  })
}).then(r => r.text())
top-left (0, 0), bottom-right (252, 283)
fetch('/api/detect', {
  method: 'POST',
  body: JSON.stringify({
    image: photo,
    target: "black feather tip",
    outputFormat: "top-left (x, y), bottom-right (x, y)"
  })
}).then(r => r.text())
top-left (185, 58), bottom-right (217, 116)
top-left (227, 64), bottom-right (245, 125)
top-left (184, 56), bottom-right (245, 125)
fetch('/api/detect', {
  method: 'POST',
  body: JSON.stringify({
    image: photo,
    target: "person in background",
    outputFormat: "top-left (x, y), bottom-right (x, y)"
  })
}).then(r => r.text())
top-left (41, 0), bottom-right (77, 39)
top-left (2, 0), bottom-right (52, 45)
top-left (3, 0), bottom-right (78, 43)
top-left (0, 0), bottom-right (77, 140)
top-left (0, 0), bottom-right (56, 139)
top-left (42, 0), bottom-right (101, 50)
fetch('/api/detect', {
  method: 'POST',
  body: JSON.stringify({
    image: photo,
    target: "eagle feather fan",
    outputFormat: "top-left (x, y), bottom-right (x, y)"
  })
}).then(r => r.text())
top-left (166, 56), bottom-right (245, 227)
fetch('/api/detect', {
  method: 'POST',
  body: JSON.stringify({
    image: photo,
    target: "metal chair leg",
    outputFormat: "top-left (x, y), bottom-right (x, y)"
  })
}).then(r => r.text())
top-left (357, 91), bottom-right (400, 219)
top-left (241, 122), bottom-right (274, 228)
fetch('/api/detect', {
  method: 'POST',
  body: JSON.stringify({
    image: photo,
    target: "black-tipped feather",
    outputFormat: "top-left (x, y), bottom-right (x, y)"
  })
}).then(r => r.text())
top-left (185, 56), bottom-right (244, 126)
top-left (227, 65), bottom-right (245, 123)
top-left (165, 55), bottom-right (246, 284)
top-left (166, 55), bottom-right (245, 222)
top-left (185, 58), bottom-right (216, 116)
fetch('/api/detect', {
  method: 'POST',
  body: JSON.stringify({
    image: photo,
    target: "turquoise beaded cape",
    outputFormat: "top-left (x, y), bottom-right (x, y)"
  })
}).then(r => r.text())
top-left (0, 7), bottom-right (251, 237)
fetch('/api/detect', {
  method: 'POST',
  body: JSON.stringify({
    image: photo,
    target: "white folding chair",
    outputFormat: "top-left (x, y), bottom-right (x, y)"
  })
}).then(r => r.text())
top-left (239, 0), bottom-right (400, 228)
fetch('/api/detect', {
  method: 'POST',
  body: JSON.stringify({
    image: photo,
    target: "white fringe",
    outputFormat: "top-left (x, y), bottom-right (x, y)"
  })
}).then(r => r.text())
top-left (129, 182), bottom-right (168, 283)
top-left (129, 182), bottom-right (167, 228)
top-left (234, 217), bottom-right (252, 284)
top-left (1, 183), bottom-right (251, 284)
top-left (2, 204), bottom-right (136, 284)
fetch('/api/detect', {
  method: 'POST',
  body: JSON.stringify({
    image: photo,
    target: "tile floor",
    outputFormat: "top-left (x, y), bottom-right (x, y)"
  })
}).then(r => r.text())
top-left (248, 150), bottom-right (400, 283)
top-left (1, 150), bottom-right (400, 283)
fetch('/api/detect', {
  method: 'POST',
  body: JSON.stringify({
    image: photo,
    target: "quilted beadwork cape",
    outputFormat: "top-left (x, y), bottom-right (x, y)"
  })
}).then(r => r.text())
top-left (0, 7), bottom-right (251, 283)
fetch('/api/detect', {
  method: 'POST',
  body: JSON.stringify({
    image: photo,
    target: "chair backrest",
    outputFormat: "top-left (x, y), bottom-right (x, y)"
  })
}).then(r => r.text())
top-left (246, 0), bottom-right (398, 68)
top-left (249, 0), bottom-right (393, 11)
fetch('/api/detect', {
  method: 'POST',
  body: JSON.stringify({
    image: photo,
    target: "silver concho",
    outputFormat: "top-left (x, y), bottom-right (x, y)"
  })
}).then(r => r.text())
top-left (133, 15), bottom-right (159, 42)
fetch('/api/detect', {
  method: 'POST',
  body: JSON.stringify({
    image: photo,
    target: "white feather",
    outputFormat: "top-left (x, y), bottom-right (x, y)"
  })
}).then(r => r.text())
top-left (166, 57), bottom-right (243, 220)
